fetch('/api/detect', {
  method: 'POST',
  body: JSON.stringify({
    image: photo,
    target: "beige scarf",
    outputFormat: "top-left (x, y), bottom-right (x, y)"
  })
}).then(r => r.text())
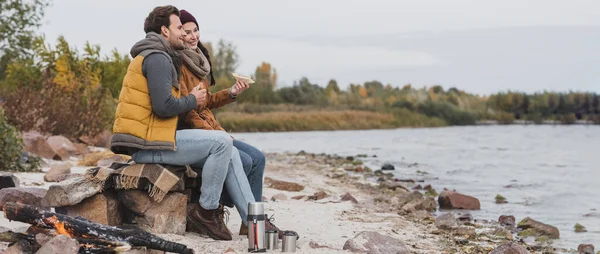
top-left (180, 46), bottom-right (210, 79)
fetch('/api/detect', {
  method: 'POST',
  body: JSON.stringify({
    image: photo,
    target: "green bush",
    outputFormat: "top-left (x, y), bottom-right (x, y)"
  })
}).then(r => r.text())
top-left (0, 108), bottom-right (41, 172)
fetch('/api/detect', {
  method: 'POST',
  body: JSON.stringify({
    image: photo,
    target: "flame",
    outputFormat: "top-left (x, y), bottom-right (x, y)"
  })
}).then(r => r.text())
top-left (54, 221), bottom-right (74, 237)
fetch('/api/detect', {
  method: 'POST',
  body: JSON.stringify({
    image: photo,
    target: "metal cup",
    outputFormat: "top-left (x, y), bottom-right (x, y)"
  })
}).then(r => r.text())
top-left (265, 230), bottom-right (278, 250)
top-left (281, 231), bottom-right (297, 252)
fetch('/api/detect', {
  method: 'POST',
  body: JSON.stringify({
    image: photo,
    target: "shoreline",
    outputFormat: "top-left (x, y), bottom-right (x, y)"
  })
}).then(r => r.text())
top-left (0, 150), bottom-right (579, 253)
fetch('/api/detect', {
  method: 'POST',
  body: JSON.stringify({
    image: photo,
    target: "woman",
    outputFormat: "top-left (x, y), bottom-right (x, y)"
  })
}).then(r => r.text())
top-left (178, 9), bottom-right (294, 239)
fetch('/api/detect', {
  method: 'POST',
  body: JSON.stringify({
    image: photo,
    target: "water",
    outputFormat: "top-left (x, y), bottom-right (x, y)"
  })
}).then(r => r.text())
top-left (232, 125), bottom-right (600, 250)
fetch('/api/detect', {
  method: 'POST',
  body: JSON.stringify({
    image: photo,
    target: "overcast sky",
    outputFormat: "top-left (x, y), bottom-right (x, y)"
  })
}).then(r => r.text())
top-left (40, 0), bottom-right (600, 95)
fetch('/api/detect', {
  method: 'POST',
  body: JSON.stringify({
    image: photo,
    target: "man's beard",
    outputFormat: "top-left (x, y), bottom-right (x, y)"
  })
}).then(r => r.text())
top-left (170, 37), bottom-right (184, 50)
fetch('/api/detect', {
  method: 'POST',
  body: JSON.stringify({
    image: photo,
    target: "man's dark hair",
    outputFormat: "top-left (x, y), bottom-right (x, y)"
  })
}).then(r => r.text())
top-left (144, 5), bottom-right (180, 34)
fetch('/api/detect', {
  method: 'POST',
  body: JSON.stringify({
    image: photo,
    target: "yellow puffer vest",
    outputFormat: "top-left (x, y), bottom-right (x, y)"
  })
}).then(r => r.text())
top-left (110, 50), bottom-right (180, 154)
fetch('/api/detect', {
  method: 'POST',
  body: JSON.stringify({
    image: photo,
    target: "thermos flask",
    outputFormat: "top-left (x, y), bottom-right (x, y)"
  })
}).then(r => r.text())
top-left (247, 202), bottom-right (266, 252)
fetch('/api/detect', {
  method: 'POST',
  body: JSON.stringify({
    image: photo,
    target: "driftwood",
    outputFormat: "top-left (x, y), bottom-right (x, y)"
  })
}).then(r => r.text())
top-left (3, 202), bottom-right (194, 254)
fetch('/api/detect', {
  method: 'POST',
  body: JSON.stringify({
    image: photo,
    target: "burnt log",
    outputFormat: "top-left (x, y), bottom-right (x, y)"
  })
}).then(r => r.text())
top-left (3, 202), bottom-right (193, 254)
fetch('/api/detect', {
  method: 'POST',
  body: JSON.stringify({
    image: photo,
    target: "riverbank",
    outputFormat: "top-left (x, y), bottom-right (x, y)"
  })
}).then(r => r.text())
top-left (0, 148), bottom-right (583, 253)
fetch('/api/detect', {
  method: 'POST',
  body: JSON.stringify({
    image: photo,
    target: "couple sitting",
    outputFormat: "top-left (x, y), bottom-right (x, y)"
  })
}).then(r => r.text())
top-left (109, 5), bottom-right (292, 241)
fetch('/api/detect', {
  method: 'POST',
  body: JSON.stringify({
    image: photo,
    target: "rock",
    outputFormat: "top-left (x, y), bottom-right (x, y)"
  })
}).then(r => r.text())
top-left (271, 193), bottom-right (288, 201)
top-left (492, 227), bottom-right (514, 241)
top-left (0, 173), bottom-right (20, 189)
top-left (309, 241), bottom-right (335, 249)
top-left (3, 240), bottom-right (36, 254)
top-left (401, 196), bottom-right (437, 213)
top-left (575, 223), bottom-right (587, 233)
top-left (97, 155), bottom-right (129, 167)
top-left (458, 213), bottom-right (473, 222)
top-left (21, 131), bottom-right (56, 159)
top-left (35, 233), bottom-right (51, 246)
top-left (74, 143), bottom-right (89, 155)
top-left (499, 215), bottom-right (516, 227)
top-left (308, 191), bottom-right (329, 201)
top-left (438, 190), bottom-right (481, 210)
top-left (382, 181), bottom-right (410, 192)
top-left (78, 151), bottom-right (130, 167)
top-left (517, 217), bottom-right (560, 239)
top-left (0, 187), bottom-right (47, 210)
top-left (410, 210), bottom-right (430, 220)
top-left (79, 130), bottom-right (112, 148)
top-left (435, 213), bottom-right (458, 229)
top-left (122, 248), bottom-right (165, 254)
top-left (291, 195), bottom-right (306, 200)
top-left (36, 234), bottom-right (79, 254)
top-left (578, 244), bottom-right (595, 254)
top-left (119, 190), bottom-right (153, 214)
top-left (63, 191), bottom-right (121, 226)
top-left (47, 135), bottom-right (78, 157)
top-left (343, 231), bottom-right (409, 254)
top-left (43, 162), bottom-right (71, 182)
top-left (132, 192), bottom-right (187, 235)
top-left (264, 177), bottom-right (304, 192)
top-left (489, 242), bottom-right (530, 254)
top-left (454, 226), bottom-right (476, 239)
top-left (381, 164), bottom-right (395, 170)
top-left (423, 184), bottom-right (433, 191)
top-left (412, 184), bottom-right (423, 190)
top-left (42, 177), bottom-right (103, 207)
top-left (340, 193), bottom-right (358, 204)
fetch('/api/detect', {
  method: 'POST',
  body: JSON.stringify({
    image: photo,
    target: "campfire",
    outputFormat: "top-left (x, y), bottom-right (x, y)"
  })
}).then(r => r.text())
top-left (1, 202), bottom-right (194, 253)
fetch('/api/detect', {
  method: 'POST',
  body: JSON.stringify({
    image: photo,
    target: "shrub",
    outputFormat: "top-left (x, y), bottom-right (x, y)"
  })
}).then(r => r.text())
top-left (0, 108), bottom-right (41, 172)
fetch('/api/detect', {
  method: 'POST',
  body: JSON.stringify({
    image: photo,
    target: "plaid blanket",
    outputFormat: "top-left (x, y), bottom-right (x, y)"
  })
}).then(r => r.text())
top-left (85, 162), bottom-right (198, 203)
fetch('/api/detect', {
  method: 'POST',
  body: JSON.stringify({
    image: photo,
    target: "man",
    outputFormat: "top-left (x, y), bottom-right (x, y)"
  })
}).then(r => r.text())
top-left (110, 5), bottom-right (235, 240)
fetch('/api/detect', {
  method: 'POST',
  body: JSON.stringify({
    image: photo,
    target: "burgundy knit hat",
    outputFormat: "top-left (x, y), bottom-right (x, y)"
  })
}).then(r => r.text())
top-left (179, 10), bottom-right (198, 28)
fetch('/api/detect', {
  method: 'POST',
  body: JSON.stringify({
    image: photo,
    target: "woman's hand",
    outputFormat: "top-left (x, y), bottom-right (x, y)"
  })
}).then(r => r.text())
top-left (229, 80), bottom-right (250, 96)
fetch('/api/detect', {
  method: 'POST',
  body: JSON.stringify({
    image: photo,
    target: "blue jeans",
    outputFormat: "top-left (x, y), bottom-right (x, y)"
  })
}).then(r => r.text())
top-left (234, 140), bottom-right (265, 202)
top-left (131, 129), bottom-right (232, 210)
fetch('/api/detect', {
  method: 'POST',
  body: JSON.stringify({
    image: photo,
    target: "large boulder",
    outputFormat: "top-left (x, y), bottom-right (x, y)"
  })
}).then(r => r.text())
top-left (21, 131), bottom-right (56, 159)
top-left (35, 234), bottom-right (79, 254)
top-left (61, 191), bottom-right (121, 226)
top-left (79, 130), bottom-right (113, 148)
top-left (0, 187), bottom-right (47, 210)
top-left (121, 191), bottom-right (187, 235)
top-left (47, 135), bottom-right (78, 160)
top-left (0, 173), bottom-right (20, 189)
top-left (42, 177), bottom-right (104, 207)
top-left (435, 213), bottom-right (458, 229)
top-left (343, 231), bottom-right (409, 254)
top-left (438, 190), bottom-right (480, 210)
top-left (517, 217), bottom-right (560, 239)
top-left (43, 162), bottom-right (72, 182)
top-left (577, 244), bottom-right (595, 254)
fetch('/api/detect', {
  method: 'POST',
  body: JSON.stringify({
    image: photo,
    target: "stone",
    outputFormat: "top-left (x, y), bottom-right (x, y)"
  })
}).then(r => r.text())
top-left (271, 193), bottom-right (288, 201)
top-left (78, 151), bottom-right (130, 167)
top-left (453, 226), bottom-right (476, 239)
top-left (458, 213), bottom-right (473, 222)
top-left (340, 193), bottom-right (358, 204)
top-left (133, 192), bottom-right (187, 235)
top-left (435, 213), bottom-right (458, 229)
top-left (0, 173), bottom-right (20, 189)
top-left (413, 184), bottom-right (423, 190)
top-left (309, 241), bottom-right (335, 249)
top-left (35, 233), bottom-right (51, 246)
top-left (423, 184), bottom-right (433, 191)
top-left (308, 191), bottom-right (329, 201)
top-left (46, 135), bottom-right (78, 159)
top-left (63, 191), bottom-right (121, 226)
top-left (74, 143), bottom-right (90, 155)
top-left (291, 195), bottom-right (306, 200)
top-left (382, 181), bottom-right (410, 192)
top-left (438, 190), bottom-right (481, 210)
top-left (517, 217), bottom-right (560, 239)
top-left (36, 234), bottom-right (79, 254)
top-left (122, 248), bottom-right (165, 254)
top-left (97, 155), bottom-right (129, 167)
top-left (0, 187), bottom-right (47, 210)
top-left (119, 190), bottom-right (153, 214)
top-left (381, 164), bottom-right (395, 170)
top-left (43, 162), bottom-right (72, 182)
top-left (401, 196), bottom-right (437, 213)
top-left (42, 177), bottom-right (104, 207)
top-left (21, 131), bottom-right (56, 159)
top-left (499, 215), bottom-right (516, 227)
top-left (410, 210), bottom-right (430, 220)
top-left (578, 244), bottom-right (594, 254)
top-left (492, 228), bottom-right (514, 241)
top-left (489, 242), bottom-right (530, 254)
top-left (3, 240), bottom-right (35, 254)
top-left (343, 231), bottom-right (409, 254)
top-left (264, 177), bottom-right (304, 192)
top-left (79, 130), bottom-right (113, 148)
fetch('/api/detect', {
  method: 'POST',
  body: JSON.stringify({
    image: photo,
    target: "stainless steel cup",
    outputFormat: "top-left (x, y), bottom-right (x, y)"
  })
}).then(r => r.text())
top-left (281, 231), bottom-right (297, 252)
top-left (247, 202), bottom-right (266, 252)
top-left (265, 230), bottom-right (278, 250)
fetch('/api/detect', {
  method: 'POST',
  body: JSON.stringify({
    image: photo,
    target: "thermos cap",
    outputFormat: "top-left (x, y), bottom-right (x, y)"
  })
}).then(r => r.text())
top-left (248, 202), bottom-right (264, 216)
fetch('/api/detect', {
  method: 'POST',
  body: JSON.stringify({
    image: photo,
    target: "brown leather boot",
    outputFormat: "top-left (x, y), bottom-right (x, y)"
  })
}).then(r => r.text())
top-left (187, 203), bottom-right (232, 241)
top-left (264, 214), bottom-right (299, 240)
top-left (239, 224), bottom-right (248, 235)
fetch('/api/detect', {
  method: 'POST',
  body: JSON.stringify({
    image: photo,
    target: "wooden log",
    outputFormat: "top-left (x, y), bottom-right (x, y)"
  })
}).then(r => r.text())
top-left (3, 202), bottom-right (193, 254)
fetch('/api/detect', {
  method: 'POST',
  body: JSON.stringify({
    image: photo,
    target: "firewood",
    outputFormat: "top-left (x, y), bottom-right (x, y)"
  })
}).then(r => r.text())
top-left (3, 202), bottom-right (193, 254)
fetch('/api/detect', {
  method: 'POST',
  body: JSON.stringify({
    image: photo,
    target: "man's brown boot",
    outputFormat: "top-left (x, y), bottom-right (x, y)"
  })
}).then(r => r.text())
top-left (187, 203), bottom-right (232, 241)
top-left (264, 214), bottom-right (299, 240)
top-left (239, 224), bottom-right (248, 236)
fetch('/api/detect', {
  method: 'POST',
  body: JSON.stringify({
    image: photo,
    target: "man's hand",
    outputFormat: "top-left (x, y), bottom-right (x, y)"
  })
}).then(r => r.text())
top-left (190, 85), bottom-right (207, 106)
top-left (229, 80), bottom-right (250, 96)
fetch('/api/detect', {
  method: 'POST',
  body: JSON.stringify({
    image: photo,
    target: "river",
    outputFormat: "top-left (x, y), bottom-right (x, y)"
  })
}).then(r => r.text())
top-left (232, 125), bottom-right (600, 250)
